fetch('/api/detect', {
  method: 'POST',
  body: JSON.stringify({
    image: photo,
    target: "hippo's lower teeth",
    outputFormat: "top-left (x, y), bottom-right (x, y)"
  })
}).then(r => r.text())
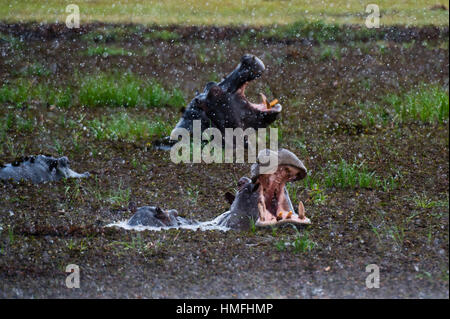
top-left (276, 212), bottom-right (283, 221)
top-left (251, 149), bottom-right (310, 227)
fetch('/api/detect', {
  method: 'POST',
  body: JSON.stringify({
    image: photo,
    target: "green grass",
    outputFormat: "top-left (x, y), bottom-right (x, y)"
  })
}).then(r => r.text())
top-left (80, 26), bottom-right (138, 42)
top-left (108, 180), bottom-right (131, 208)
top-left (1, 0), bottom-right (448, 26)
top-left (0, 80), bottom-right (73, 108)
top-left (361, 84), bottom-right (449, 126)
top-left (0, 113), bottom-right (34, 134)
top-left (324, 159), bottom-right (381, 189)
top-left (315, 44), bottom-right (342, 61)
top-left (414, 194), bottom-right (450, 209)
top-left (0, 73), bottom-right (185, 109)
top-left (303, 159), bottom-right (399, 190)
top-left (86, 46), bottom-right (135, 57)
top-left (275, 230), bottom-right (316, 253)
top-left (79, 73), bottom-right (185, 108)
top-left (387, 84), bottom-right (449, 124)
top-left (0, 32), bottom-right (24, 49)
top-left (88, 113), bottom-right (172, 143)
top-left (19, 62), bottom-right (51, 77)
top-left (144, 30), bottom-right (180, 41)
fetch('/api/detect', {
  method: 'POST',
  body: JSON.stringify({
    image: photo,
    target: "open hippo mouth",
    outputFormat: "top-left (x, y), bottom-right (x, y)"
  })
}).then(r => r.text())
top-left (166, 54), bottom-right (282, 145)
top-left (222, 54), bottom-right (282, 114)
top-left (121, 148), bottom-right (309, 231)
top-left (219, 148), bottom-right (310, 230)
top-left (250, 149), bottom-right (310, 227)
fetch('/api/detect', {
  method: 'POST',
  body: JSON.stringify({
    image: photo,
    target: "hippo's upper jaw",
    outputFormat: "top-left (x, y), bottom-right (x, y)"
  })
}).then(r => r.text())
top-left (171, 54), bottom-right (282, 137)
top-left (251, 149), bottom-right (310, 227)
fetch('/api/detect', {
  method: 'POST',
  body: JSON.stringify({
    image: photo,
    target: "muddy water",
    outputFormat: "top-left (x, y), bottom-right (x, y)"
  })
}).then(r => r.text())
top-left (0, 24), bottom-right (448, 298)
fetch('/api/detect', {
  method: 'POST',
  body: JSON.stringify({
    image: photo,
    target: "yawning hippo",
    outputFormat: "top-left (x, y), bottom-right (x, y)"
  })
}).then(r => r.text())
top-left (123, 148), bottom-right (310, 231)
top-left (217, 148), bottom-right (310, 229)
top-left (160, 54), bottom-right (281, 148)
top-left (0, 155), bottom-right (89, 183)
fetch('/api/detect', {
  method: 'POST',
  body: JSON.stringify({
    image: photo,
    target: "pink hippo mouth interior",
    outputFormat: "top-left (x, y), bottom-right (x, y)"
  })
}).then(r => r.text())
top-left (236, 81), bottom-right (282, 113)
top-left (255, 164), bottom-right (310, 227)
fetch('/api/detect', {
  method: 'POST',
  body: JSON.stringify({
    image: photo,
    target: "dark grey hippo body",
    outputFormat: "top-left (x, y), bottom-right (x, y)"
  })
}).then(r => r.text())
top-left (126, 149), bottom-right (311, 230)
top-left (127, 206), bottom-right (193, 227)
top-left (160, 54), bottom-right (281, 148)
top-left (0, 155), bottom-right (89, 183)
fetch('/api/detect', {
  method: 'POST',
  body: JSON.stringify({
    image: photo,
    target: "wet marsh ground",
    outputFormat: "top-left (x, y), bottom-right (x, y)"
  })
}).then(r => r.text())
top-left (0, 23), bottom-right (448, 298)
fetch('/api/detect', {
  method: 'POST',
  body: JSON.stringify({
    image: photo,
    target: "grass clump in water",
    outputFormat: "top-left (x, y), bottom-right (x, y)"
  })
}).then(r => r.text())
top-left (386, 84), bottom-right (449, 124)
top-left (0, 80), bottom-right (73, 108)
top-left (86, 46), bottom-right (135, 57)
top-left (361, 84), bottom-right (449, 126)
top-left (88, 113), bottom-right (172, 142)
top-left (324, 159), bottom-right (380, 189)
top-left (144, 30), bottom-right (180, 41)
top-left (79, 73), bottom-right (185, 108)
top-left (275, 230), bottom-right (316, 253)
top-left (20, 62), bottom-right (50, 77)
top-left (259, 20), bottom-right (383, 43)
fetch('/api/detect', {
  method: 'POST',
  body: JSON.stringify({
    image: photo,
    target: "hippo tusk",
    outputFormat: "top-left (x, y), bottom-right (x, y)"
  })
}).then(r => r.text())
top-left (259, 93), bottom-right (269, 108)
top-left (298, 201), bottom-right (306, 220)
top-left (269, 99), bottom-right (279, 108)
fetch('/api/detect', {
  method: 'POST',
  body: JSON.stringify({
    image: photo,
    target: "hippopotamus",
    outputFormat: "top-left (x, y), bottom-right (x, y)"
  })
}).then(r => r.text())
top-left (125, 148), bottom-right (310, 230)
top-left (216, 148), bottom-right (310, 229)
top-left (127, 206), bottom-right (191, 227)
top-left (0, 155), bottom-right (89, 183)
top-left (156, 54), bottom-right (282, 149)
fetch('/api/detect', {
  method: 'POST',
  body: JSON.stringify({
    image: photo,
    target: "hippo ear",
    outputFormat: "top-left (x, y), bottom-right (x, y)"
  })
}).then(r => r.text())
top-left (224, 192), bottom-right (235, 205)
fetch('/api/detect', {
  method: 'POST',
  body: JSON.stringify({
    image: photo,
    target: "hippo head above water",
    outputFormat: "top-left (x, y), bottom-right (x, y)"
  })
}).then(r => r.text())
top-left (170, 54), bottom-right (282, 139)
top-left (217, 148), bottom-right (310, 230)
top-left (127, 206), bottom-right (187, 227)
top-left (124, 149), bottom-right (310, 231)
top-left (0, 155), bottom-right (89, 183)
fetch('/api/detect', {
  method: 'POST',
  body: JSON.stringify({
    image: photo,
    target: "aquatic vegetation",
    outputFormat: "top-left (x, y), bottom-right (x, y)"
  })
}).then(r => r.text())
top-left (143, 30), bottom-right (180, 41)
top-left (275, 230), bottom-right (316, 253)
top-left (88, 113), bottom-right (173, 143)
top-left (85, 45), bottom-right (135, 57)
top-left (387, 84), bottom-right (449, 124)
top-left (79, 73), bottom-right (185, 108)
top-left (361, 84), bottom-right (449, 125)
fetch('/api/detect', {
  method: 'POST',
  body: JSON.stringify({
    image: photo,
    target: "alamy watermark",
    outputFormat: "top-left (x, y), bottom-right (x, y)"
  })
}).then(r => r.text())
top-left (65, 264), bottom-right (80, 288)
top-left (65, 4), bottom-right (80, 29)
top-left (365, 4), bottom-right (380, 28)
top-left (365, 264), bottom-right (380, 288)
top-left (169, 120), bottom-right (279, 172)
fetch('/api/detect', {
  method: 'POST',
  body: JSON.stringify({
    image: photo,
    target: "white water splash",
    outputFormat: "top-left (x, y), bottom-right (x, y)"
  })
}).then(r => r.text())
top-left (106, 212), bottom-right (231, 232)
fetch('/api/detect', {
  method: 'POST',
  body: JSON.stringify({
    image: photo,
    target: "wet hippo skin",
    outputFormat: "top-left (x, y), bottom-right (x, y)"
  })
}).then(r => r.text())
top-left (127, 149), bottom-right (310, 230)
top-left (0, 155), bottom-right (89, 183)
top-left (162, 54), bottom-right (282, 147)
